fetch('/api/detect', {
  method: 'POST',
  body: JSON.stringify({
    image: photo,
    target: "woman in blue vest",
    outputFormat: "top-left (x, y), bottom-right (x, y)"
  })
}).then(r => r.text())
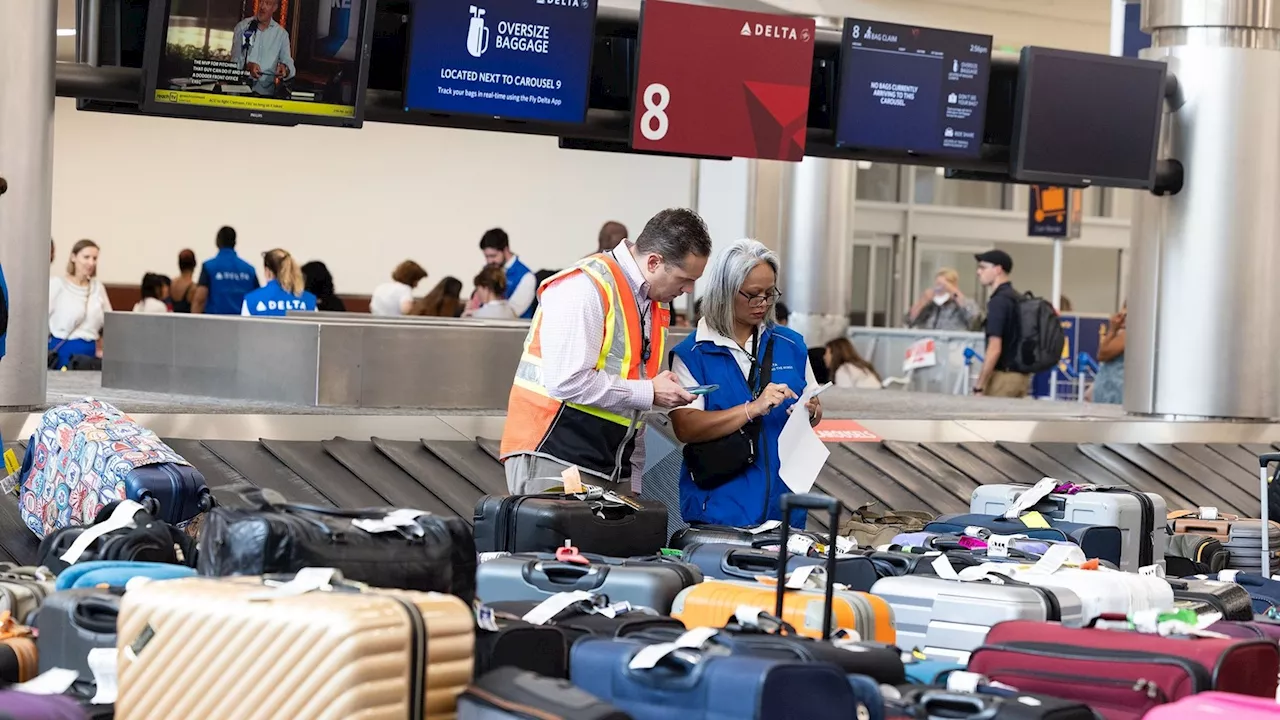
top-left (669, 239), bottom-right (822, 528)
top-left (241, 248), bottom-right (316, 317)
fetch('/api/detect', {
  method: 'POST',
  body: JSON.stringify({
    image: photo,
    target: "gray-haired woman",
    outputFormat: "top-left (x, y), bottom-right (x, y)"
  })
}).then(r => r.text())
top-left (668, 239), bottom-right (822, 528)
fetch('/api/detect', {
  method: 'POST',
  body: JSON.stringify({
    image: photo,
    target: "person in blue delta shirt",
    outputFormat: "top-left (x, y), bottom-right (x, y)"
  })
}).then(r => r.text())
top-left (478, 228), bottom-right (536, 319)
top-left (195, 226), bottom-right (258, 315)
top-left (0, 260), bottom-right (8, 361)
top-left (241, 248), bottom-right (316, 317)
top-left (669, 240), bottom-right (823, 529)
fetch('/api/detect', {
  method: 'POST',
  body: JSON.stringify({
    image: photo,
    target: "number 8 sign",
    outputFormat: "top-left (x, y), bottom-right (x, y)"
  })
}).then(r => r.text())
top-left (630, 1), bottom-right (815, 160)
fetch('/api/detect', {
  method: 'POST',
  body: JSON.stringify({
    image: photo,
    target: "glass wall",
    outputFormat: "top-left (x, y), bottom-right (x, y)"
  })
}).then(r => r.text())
top-left (913, 167), bottom-right (1006, 209)
top-left (854, 162), bottom-right (899, 202)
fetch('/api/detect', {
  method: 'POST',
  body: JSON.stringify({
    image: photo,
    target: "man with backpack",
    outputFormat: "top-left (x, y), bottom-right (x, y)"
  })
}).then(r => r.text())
top-left (973, 249), bottom-right (1064, 398)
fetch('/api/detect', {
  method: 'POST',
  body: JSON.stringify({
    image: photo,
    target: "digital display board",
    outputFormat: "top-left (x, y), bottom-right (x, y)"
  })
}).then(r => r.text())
top-left (142, 0), bottom-right (376, 128)
top-left (1012, 47), bottom-right (1166, 189)
top-left (631, 0), bottom-right (815, 161)
top-left (835, 19), bottom-right (991, 157)
top-left (403, 0), bottom-right (598, 123)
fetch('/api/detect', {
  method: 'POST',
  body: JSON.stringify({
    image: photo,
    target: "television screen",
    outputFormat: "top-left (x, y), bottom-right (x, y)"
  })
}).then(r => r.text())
top-left (1012, 47), bottom-right (1167, 188)
top-left (834, 19), bottom-right (991, 157)
top-left (630, 0), bottom-right (815, 161)
top-left (402, 0), bottom-right (598, 123)
top-left (142, 0), bottom-right (376, 127)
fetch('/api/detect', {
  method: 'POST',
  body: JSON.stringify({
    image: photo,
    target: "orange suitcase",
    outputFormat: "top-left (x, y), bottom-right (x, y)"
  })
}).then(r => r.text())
top-left (116, 572), bottom-right (474, 720)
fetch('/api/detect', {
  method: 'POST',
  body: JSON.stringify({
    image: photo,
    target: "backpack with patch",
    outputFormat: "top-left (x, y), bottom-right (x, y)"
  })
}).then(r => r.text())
top-left (1008, 292), bottom-right (1066, 374)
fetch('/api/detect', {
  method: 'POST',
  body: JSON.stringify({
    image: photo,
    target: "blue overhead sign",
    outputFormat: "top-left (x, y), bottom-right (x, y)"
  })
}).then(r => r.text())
top-left (1123, 2), bottom-right (1151, 58)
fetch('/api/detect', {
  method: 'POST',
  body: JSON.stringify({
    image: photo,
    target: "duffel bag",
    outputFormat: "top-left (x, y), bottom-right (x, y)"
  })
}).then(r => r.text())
top-left (197, 486), bottom-right (476, 603)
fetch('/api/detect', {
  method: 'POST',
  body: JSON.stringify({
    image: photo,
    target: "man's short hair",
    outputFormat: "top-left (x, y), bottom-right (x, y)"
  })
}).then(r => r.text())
top-left (216, 226), bottom-right (237, 249)
top-left (479, 228), bottom-right (510, 252)
top-left (597, 221), bottom-right (628, 253)
top-left (633, 209), bottom-right (712, 269)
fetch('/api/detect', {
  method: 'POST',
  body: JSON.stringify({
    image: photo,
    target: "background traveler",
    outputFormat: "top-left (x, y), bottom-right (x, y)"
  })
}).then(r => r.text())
top-left (371, 260), bottom-right (427, 316)
top-left (478, 228), bottom-right (536, 319)
top-left (669, 239), bottom-right (822, 528)
top-left (242, 249), bottom-right (316, 317)
top-left (906, 268), bottom-right (979, 331)
top-left (194, 226), bottom-right (258, 315)
top-left (1093, 303), bottom-right (1127, 404)
top-left (597, 221), bottom-right (628, 255)
top-left (170, 249), bottom-right (197, 313)
top-left (973, 249), bottom-right (1030, 398)
top-left (500, 208), bottom-right (711, 494)
top-left (302, 261), bottom-right (345, 312)
top-left (48, 239), bottom-right (111, 369)
top-left (412, 277), bottom-right (464, 317)
top-left (464, 267), bottom-right (516, 320)
top-left (133, 273), bottom-right (170, 313)
top-left (826, 337), bottom-right (882, 389)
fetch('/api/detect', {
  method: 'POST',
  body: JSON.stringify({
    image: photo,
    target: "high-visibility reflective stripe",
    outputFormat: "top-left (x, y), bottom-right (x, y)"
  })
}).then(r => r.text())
top-left (515, 359), bottom-right (543, 387)
top-left (579, 261), bottom-right (622, 373)
top-left (567, 401), bottom-right (636, 427)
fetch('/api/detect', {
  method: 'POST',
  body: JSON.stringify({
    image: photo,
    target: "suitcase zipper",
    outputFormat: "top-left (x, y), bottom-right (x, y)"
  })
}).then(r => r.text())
top-left (987, 668), bottom-right (1168, 702)
top-left (974, 642), bottom-right (1212, 693)
top-left (391, 597), bottom-right (426, 720)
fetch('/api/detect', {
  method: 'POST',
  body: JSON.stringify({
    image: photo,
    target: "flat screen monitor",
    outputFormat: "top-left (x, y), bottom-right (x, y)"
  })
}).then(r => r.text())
top-left (403, 0), bottom-right (598, 124)
top-left (1011, 47), bottom-right (1167, 188)
top-left (835, 19), bottom-right (991, 157)
top-left (630, 0), bottom-right (816, 161)
top-left (142, 0), bottom-right (376, 127)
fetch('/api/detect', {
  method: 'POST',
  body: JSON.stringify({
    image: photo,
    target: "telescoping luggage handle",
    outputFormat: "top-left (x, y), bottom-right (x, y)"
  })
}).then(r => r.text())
top-left (776, 492), bottom-right (840, 641)
top-left (1259, 453), bottom-right (1280, 574)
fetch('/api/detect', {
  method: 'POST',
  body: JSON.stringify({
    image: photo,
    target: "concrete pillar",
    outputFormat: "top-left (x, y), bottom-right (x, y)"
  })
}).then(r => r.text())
top-left (1126, 0), bottom-right (1280, 418)
top-left (0, 2), bottom-right (57, 410)
top-left (779, 157), bottom-right (853, 347)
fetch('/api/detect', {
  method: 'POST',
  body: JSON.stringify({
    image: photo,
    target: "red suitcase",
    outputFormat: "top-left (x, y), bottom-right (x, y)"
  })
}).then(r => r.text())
top-left (967, 617), bottom-right (1280, 720)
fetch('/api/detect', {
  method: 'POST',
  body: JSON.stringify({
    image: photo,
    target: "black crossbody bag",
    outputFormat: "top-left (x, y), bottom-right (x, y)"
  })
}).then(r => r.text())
top-left (682, 329), bottom-right (775, 491)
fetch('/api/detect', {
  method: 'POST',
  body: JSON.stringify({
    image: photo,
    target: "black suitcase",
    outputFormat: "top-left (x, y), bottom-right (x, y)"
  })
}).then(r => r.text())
top-left (33, 588), bottom-right (119, 686)
top-left (891, 684), bottom-right (1098, 719)
top-left (474, 493), bottom-right (667, 557)
top-left (1169, 577), bottom-right (1254, 621)
top-left (458, 666), bottom-right (631, 720)
top-left (197, 486), bottom-right (477, 603)
top-left (473, 614), bottom-right (571, 679)
top-left (682, 542), bottom-right (879, 591)
top-left (667, 523), bottom-right (825, 551)
top-left (486, 598), bottom-right (686, 645)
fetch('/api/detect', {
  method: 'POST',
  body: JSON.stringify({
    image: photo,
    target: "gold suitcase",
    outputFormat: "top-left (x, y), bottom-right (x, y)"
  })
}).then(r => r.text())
top-left (116, 573), bottom-right (474, 720)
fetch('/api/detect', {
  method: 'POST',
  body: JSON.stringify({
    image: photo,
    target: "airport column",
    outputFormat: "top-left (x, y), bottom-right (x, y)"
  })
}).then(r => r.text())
top-left (0, 2), bottom-right (57, 409)
top-left (1126, 0), bottom-right (1280, 418)
top-left (779, 157), bottom-right (853, 346)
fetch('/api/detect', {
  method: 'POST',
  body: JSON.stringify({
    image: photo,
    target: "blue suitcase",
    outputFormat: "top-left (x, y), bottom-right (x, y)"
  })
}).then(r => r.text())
top-left (926, 513), bottom-right (1123, 568)
top-left (681, 542), bottom-right (879, 592)
top-left (570, 637), bottom-right (880, 720)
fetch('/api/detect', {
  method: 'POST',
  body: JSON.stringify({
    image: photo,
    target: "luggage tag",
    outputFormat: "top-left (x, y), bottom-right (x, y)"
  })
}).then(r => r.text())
top-left (474, 605), bottom-right (501, 632)
top-left (627, 642), bottom-right (690, 670)
top-left (986, 534), bottom-right (1026, 558)
top-left (0, 448), bottom-right (18, 495)
top-left (87, 647), bottom-right (118, 705)
top-left (674, 626), bottom-right (720, 649)
top-left (521, 590), bottom-right (597, 625)
top-left (746, 520), bottom-right (782, 535)
top-left (561, 465), bottom-right (585, 495)
top-left (12, 668), bottom-right (79, 696)
top-left (351, 509), bottom-right (426, 537)
top-left (249, 567), bottom-right (339, 600)
top-left (1138, 564), bottom-right (1166, 578)
top-left (787, 534), bottom-right (816, 556)
top-left (962, 526), bottom-right (991, 540)
top-left (1003, 478), bottom-right (1059, 520)
top-left (1023, 543), bottom-right (1086, 575)
top-left (946, 671), bottom-right (989, 694)
top-left (1017, 512), bottom-right (1052, 529)
top-left (59, 499), bottom-right (148, 564)
top-left (1200, 507), bottom-right (1219, 521)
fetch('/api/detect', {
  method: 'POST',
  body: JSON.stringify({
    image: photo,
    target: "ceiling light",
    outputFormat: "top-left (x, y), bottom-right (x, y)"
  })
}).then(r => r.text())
top-left (856, 161), bottom-right (873, 171)
top-left (56, 29), bottom-right (76, 37)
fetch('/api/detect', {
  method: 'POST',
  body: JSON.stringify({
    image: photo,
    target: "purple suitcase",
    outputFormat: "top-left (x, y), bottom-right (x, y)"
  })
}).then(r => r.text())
top-left (1210, 617), bottom-right (1280, 641)
top-left (0, 691), bottom-right (89, 720)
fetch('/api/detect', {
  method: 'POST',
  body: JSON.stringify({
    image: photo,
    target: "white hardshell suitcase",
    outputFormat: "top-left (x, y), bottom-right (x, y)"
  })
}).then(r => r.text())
top-left (869, 572), bottom-right (1083, 663)
top-left (962, 561), bottom-right (1174, 624)
top-left (970, 481), bottom-right (1168, 572)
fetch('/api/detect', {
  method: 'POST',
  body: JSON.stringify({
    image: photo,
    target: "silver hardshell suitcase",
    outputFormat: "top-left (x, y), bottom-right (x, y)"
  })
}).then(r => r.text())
top-left (970, 483), bottom-right (1168, 572)
top-left (474, 552), bottom-right (701, 613)
top-left (869, 574), bottom-right (1083, 662)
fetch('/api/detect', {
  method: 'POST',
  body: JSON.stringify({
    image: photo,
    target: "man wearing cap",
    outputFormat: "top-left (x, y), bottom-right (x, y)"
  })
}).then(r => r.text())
top-left (974, 249), bottom-right (1030, 398)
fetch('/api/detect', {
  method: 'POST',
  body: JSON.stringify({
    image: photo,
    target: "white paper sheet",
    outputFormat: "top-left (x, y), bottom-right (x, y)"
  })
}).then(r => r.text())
top-left (777, 385), bottom-right (830, 494)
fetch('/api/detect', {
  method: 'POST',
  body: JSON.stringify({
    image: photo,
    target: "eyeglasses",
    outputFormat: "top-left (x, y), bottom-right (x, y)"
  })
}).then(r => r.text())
top-left (739, 289), bottom-right (783, 308)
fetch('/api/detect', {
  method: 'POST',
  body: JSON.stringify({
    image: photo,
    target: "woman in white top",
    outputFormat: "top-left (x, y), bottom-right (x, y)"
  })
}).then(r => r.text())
top-left (370, 260), bottom-right (428, 316)
top-left (49, 239), bottom-right (112, 369)
top-left (132, 273), bottom-right (171, 314)
top-left (465, 266), bottom-right (517, 320)
top-left (825, 337), bottom-right (883, 390)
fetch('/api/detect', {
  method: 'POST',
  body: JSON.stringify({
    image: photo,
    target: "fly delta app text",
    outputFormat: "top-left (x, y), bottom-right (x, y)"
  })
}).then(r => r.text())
top-left (405, 0), bottom-right (597, 123)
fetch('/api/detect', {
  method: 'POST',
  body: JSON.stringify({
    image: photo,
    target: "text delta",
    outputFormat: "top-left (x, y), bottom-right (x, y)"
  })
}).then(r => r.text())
top-left (740, 21), bottom-right (802, 40)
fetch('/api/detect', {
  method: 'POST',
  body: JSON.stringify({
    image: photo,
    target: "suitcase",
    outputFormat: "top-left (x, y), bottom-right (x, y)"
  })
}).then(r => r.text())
top-left (869, 573), bottom-right (1084, 661)
top-left (1201, 570), bottom-right (1280, 610)
top-left (681, 542), bottom-right (878, 591)
top-left (474, 493), bottom-right (668, 557)
top-left (473, 615), bottom-right (571, 680)
top-left (1172, 577), bottom-right (1265, 619)
top-left (0, 614), bottom-right (37, 683)
top-left (954, 559), bottom-right (1174, 624)
top-left (890, 684), bottom-right (1098, 719)
top-left (1168, 509), bottom-right (1280, 574)
top-left (37, 500), bottom-right (198, 573)
top-left (116, 572), bottom-right (475, 720)
top-left (458, 667), bottom-right (631, 720)
top-left (667, 523), bottom-right (824, 552)
top-left (968, 618), bottom-right (1280, 718)
top-left (0, 691), bottom-right (89, 720)
top-left (55, 560), bottom-right (196, 590)
top-left (929, 514), bottom-right (1123, 568)
top-left (669, 493), bottom-right (896, 644)
top-left (35, 589), bottom-right (119, 685)
top-left (569, 638), bottom-right (869, 720)
top-left (1165, 533), bottom-right (1231, 576)
top-left (0, 563), bottom-right (54, 625)
top-left (1209, 617), bottom-right (1280, 641)
top-left (485, 599), bottom-right (686, 646)
top-left (475, 553), bottom-right (700, 613)
top-left (970, 482), bottom-right (1167, 571)
top-left (198, 487), bottom-right (477, 603)
top-left (19, 399), bottom-right (213, 537)
top-left (1144, 692), bottom-right (1280, 720)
